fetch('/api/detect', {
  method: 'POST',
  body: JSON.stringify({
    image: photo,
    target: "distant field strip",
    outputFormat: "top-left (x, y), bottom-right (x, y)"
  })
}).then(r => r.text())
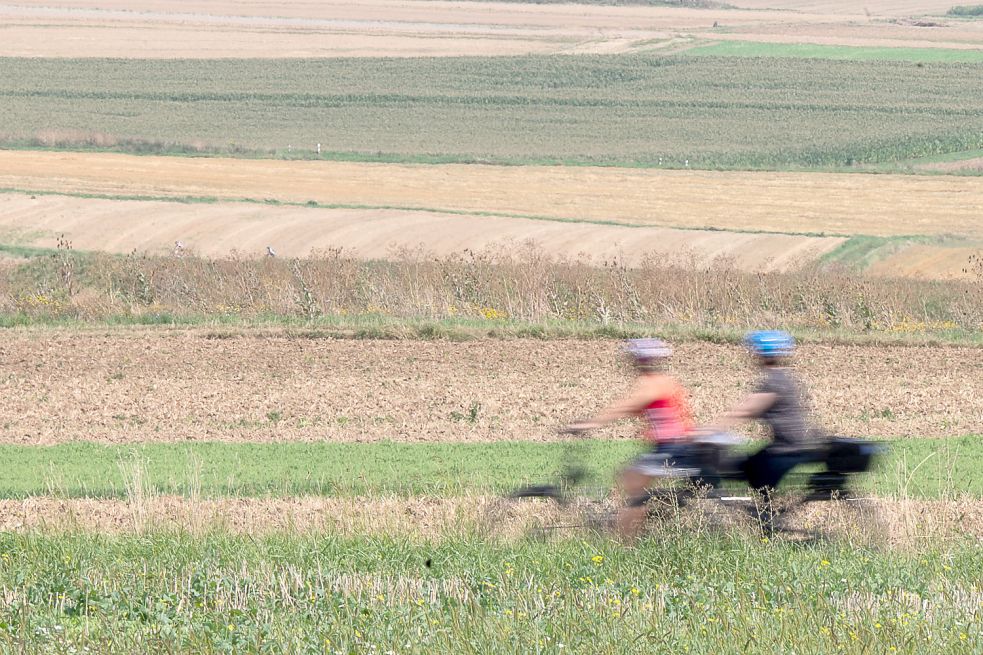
top-left (0, 439), bottom-right (978, 500)
top-left (2, 152), bottom-right (982, 239)
top-left (0, 192), bottom-right (848, 274)
top-left (2, 55), bottom-right (982, 168)
top-left (3, 0), bottom-right (979, 60)
top-left (684, 42), bottom-right (983, 62)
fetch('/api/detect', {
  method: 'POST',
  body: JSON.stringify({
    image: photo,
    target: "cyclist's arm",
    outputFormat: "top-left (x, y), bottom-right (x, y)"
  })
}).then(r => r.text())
top-left (711, 392), bottom-right (776, 432)
top-left (569, 377), bottom-right (667, 431)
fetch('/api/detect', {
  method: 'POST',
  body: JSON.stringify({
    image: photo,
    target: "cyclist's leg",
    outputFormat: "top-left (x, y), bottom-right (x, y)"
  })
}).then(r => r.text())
top-left (754, 450), bottom-right (808, 532)
top-left (616, 466), bottom-right (655, 539)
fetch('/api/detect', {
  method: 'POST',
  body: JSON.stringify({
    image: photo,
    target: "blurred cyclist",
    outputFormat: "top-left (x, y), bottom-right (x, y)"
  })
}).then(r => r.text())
top-left (567, 338), bottom-right (697, 539)
top-left (711, 330), bottom-right (816, 529)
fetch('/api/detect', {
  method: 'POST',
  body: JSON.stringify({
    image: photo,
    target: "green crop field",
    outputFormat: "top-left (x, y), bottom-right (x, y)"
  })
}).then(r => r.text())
top-left (683, 42), bottom-right (983, 63)
top-left (0, 438), bottom-right (979, 500)
top-left (1, 55), bottom-right (981, 169)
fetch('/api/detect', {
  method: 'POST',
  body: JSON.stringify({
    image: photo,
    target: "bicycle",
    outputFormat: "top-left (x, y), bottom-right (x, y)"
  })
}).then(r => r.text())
top-left (484, 431), bottom-right (885, 542)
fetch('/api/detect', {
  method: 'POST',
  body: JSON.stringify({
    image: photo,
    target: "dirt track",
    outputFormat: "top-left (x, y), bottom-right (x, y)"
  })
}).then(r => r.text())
top-left (0, 329), bottom-right (978, 444)
top-left (1, 0), bottom-right (979, 58)
top-left (3, 152), bottom-right (982, 241)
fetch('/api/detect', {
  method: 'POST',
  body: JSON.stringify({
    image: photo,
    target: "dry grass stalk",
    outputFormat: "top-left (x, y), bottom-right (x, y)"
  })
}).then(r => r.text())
top-left (0, 495), bottom-right (978, 547)
top-left (3, 244), bottom-right (981, 332)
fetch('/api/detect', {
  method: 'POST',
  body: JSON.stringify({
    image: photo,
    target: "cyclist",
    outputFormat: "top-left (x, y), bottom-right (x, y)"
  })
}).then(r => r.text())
top-left (567, 338), bottom-right (697, 539)
top-left (710, 330), bottom-right (815, 529)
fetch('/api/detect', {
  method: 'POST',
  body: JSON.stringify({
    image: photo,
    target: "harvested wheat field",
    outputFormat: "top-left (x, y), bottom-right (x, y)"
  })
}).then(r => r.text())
top-left (3, 152), bottom-right (982, 240)
top-left (0, 329), bottom-right (978, 444)
top-left (3, 192), bottom-right (978, 279)
top-left (1, 496), bottom-right (980, 543)
top-left (2, 0), bottom-right (978, 59)
top-left (0, 193), bottom-right (849, 274)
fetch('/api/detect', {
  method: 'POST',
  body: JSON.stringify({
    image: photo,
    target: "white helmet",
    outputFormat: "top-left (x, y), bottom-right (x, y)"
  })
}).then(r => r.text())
top-left (624, 338), bottom-right (672, 362)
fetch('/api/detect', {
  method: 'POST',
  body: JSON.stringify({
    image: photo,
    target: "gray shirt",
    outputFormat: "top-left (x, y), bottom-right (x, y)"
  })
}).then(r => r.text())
top-left (757, 367), bottom-right (810, 452)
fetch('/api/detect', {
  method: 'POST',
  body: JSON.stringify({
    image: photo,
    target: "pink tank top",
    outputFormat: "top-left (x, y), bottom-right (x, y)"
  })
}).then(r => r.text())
top-left (641, 380), bottom-right (693, 444)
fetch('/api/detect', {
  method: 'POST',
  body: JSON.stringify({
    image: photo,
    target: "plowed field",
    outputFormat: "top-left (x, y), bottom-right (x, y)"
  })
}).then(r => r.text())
top-left (1, 330), bottom-right (978, 444)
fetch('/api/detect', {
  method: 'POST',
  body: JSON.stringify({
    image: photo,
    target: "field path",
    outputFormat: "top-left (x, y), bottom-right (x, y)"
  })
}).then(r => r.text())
top-left (0, 330), bottom-right (978, 444)
top-left (2, 152), bottom-right (982, 239)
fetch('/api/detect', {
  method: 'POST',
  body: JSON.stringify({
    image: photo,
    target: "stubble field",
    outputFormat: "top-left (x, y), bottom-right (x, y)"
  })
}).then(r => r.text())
top-left (4, 153), bottom-right (983, 239)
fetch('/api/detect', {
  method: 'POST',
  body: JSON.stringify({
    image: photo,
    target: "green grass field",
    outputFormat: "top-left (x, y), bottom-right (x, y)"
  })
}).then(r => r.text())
top-left (684, 42), bottom-right (983, 63)
top-left (0, 531), bottom-right (979, 654)
top-left (0, 438), bottom-right (978, 500)
top-left (1, 55), bottom-right (981, 169)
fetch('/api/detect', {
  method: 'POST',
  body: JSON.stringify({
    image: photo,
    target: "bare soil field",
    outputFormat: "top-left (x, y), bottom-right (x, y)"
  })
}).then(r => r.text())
top-left (0, 193), bottom-right (848, 274)
top-left (0, 330), bottom-right (978, 445)
top-left (0, 0), bottom-right (979, 58)
top-left (3, 152), bottom-right (982, 241)
top-left (0, 496), bottom-right (979, 543)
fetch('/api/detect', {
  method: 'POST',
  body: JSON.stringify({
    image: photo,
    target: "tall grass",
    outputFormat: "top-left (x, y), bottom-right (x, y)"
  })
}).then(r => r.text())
top-left (2, 244), bottom-right (980, 338)
top-left (0, 531), bottom-right (979, 654)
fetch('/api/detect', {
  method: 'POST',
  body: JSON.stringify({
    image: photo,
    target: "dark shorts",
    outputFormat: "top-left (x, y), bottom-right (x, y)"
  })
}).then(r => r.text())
top-left (742, 446), bottom-right (810, 491)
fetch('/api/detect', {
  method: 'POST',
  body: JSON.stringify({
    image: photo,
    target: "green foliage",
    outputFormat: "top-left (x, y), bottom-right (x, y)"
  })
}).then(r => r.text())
top-left (685, 42), bottom-right (983, 62)
top-left (0, 532), bottom-right (979, 654)
top-left (0, 437), bottom-right (978, 499)
top-left (1, 55), bottom-right (981, 169)
top-left (947, 4), bottom-right (983, 16)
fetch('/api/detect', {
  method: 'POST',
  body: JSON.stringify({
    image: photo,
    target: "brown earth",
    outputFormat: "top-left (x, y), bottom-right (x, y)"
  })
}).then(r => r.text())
top-left (0, 329), bottom-right (978, 445)
top-left (0, 0), bottom-right (979, 58)
top-left (3, 152), bottom-right (982, 241)
top-left (0, 193), bottom-right (848, 274)
top-left (1, 495), bottom-right (979, 544)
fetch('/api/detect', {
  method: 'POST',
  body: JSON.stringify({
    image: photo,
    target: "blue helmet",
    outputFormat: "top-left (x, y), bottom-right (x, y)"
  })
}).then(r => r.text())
top-left (745, 330), bottom-right (795, 358)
